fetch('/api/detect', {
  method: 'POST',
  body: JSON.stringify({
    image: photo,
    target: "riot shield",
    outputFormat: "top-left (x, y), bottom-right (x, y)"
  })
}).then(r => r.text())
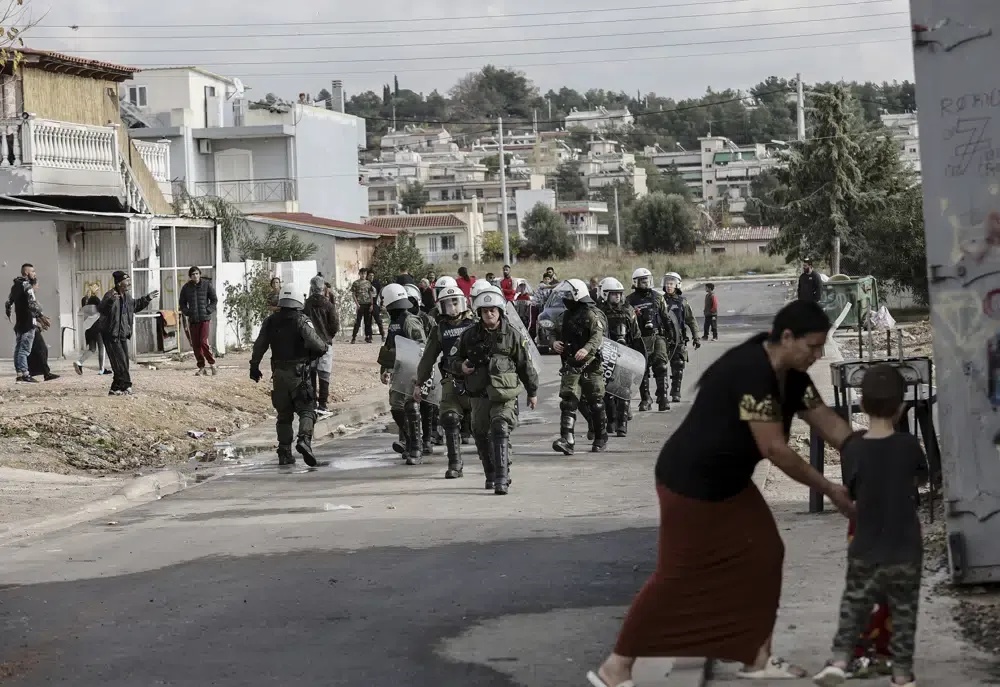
top-left (599, 338), bottom-right (647, 401)
top-left (390, 336), bottom-right (443, 405)
top-left (505, 301), bottom-right (542, 374)
top-left (664, 310), bottom-right (683, 360)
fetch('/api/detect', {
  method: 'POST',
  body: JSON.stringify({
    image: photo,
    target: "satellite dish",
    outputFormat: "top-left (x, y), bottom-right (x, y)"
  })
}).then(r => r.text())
top-left (229, 77), bottom-right (245, 100)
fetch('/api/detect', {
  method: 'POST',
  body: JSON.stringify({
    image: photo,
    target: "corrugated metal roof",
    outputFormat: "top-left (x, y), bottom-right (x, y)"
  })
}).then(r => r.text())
top-left (704, 226), bottom-right (779, 242)
top-left (365, 214), bottom-right (466, 229)
top-left (248, 212), bottom-right (396, 239)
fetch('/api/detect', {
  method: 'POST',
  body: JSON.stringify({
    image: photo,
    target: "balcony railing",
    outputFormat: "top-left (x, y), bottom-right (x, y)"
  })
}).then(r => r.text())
top-left (192, 178), bottom-right (296, 204)
top-left (0, 117), bottom-right (118, 170)
top-left (133, 139), bottom-right (171, 182)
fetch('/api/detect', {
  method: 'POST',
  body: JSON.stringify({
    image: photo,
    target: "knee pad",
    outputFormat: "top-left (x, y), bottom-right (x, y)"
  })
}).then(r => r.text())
top-left (441, 410), bottom-right (462, 430)
top-left (559, 399), bottom-right (579, 413)
top-left (403, 399), bottom-right (420, 418)
top-left (652, 362), bottom-right (668, 377)
top-left (490, 417), bottom-right (509, 440)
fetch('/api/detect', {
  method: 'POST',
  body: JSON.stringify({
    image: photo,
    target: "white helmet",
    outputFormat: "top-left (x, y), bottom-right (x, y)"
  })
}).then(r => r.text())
top-left (277, 283), bottom-right (306, 309)
top-left (598, 277), bottom-right (625, 301)
top-left (402, 283), bottom-right (421, 306)
top-left (560, 278), bottom-right (593, 303)
top-left (434, 275), bottom-right (457, 299)
top-left (631, 267), bottom-right (653, 289)
top-left (436, 285), bottom-right (468, 316)
top-left (380, 283), bottom-right (410, 310)
top-left (471, 285), bottom-right (505, 312)
top-left (663, 271), bottom-right (682, 290)
top-left (470, 278), bottom-right (493, 299)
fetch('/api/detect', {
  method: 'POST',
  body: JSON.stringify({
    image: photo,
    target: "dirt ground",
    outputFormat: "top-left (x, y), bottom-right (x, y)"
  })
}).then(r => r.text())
top-left (0, 342), bottom-right (380, 476)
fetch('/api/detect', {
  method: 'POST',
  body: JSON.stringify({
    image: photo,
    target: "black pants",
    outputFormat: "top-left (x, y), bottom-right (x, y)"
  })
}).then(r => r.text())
top-left (27, 327), bottom-right (49, 377)
top-left (372, 304), bottom-right (386, 336)
top-left (102, 333), bottom-right (131, 391)
top-left (352, 304), bottom-right (373, 340)
top-left (702, 314), bottom-right (718, 340)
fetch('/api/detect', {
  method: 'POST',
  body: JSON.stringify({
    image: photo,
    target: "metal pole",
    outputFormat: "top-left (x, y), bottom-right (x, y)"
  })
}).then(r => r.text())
top-left (613, 185), bottom-right (622, 247)
top-left (171, 223), bottom-right (182, 356)
top-left (498, 115), bottom-right (511, 266)
top-left (796, 72), bottom-right (805, 141)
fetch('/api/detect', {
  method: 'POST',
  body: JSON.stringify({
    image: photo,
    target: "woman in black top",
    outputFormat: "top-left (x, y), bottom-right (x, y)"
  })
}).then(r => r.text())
top-left (587, 300), bottom-right (856, 687)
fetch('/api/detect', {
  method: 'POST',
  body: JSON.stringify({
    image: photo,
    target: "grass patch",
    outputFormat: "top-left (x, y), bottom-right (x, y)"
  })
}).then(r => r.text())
top-left (433, 250), bottom-right (791, 285)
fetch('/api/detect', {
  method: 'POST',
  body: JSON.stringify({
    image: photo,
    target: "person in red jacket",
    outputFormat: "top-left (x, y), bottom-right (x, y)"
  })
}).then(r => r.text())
top-left (499, 264), bottom-right (516, 301)
top-left (456, 265), bottom-right (475, 298)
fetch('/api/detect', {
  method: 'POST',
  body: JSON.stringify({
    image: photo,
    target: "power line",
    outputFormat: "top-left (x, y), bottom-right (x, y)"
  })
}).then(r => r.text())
top-left (44, 11), bottom-right (906, 54)
top-left (115, 26), bottom-right (907, 68)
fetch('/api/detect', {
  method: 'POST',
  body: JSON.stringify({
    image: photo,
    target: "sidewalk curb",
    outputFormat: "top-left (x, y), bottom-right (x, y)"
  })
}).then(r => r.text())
top-left (667, 658), bottom-right (710, 687)
top-left (0, 469), bottom-right (188, 546)
top-left (227, 397), bottom-right (392, 450)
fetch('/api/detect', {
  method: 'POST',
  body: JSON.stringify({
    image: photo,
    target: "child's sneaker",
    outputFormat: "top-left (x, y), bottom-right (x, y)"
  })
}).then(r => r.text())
top-left (813, 663), bottom-right (848, 687)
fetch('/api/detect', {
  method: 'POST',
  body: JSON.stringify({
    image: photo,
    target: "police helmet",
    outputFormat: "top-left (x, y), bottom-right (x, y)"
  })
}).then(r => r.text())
top-left (561, 278), bottom-right (593, 303)
top-left (277, 283), bottom-right (306, 310)
top-left (434, 275), bottom-right (458, 300)
top-left (380, 283), bottom-right (411, 310)
top-left (436, 285), bottom-right (468, 315)
top-left (471, 285), bottom-right (505, 313)
top-left (663, 271), bottom-right (682, 290)
top-left (402, 283), bottom-right (421, 306)
top-left (598, 277), bottom-right (625, 300)
top-left (469, 278), bottom-right (494, 299)
top-left (631, 268), bottom-right (653, 289)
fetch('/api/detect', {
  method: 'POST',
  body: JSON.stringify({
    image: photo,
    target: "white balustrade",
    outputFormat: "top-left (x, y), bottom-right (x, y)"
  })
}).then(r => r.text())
top-left (23, 117), bottom-right (117, 171)
top-left (0, 117), bottom-right (22, 166)
top-left (119, 156), bottom-right (152, 214)
top-left (133, 139), bottom-right (171, 182)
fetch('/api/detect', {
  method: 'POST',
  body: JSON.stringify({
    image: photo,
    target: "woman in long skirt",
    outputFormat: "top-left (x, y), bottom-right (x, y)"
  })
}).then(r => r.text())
top-left (588, 300), bottom-right (857, 686)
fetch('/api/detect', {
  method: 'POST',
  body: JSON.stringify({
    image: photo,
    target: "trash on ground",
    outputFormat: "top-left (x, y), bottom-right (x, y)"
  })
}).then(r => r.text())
top-left (324, 504), bottom-right (354, 511)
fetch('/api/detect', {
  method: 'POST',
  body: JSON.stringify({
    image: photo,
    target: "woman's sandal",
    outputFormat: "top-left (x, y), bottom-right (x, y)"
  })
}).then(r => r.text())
top-left (585, 669), bottom-right (635, 687)
top-left (736, 656), bottom-right (809, 680)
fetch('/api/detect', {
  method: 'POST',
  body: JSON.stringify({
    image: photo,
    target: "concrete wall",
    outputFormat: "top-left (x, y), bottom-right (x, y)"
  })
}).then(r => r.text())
top-left (209, 138), bottom-right (290, 183)
top-left (243, 219), bottom-right (338, 283)
top-left (0, 219), bottom-right (60, 359)
top-left (332, 238), bottom-right (375, 290)
top-left (292, 105), bottom-right (366, 222)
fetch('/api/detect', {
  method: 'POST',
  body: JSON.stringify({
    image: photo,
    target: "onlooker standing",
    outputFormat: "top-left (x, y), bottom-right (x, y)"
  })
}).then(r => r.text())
top-left (27, 280), bottom-right (58, 381)
top-left (350, 268), bottom-right (374, 344)
top-left (98, 270), bottom-right (158, 396)
top-left (588, 276), bottom-right (601, 303)
top-left (178, 266), bottom-right (218, 376)
top-left (702, 282), bottom-right (719, 341)
top-left (394, 269), bottom-right (416, 286)
top-left (427, 271), bottom-right (437, 289)
top-left (368, 269), bottom-right (386, 341)
top-left (304, 275), bottom-right (340, 412)
top-left (499, 264), bottom-right (516, 301)
top-left (456, 266), bottom-right (474, 298)
top-left (813, 364), bottom-right (927, 687)
top-left (419, 279), bottom-right (436, 312)
top-left (75, 283), bottom-right (109, 375)
top-left (5, 263), bottom-right (48, 383)
top-left (797, 259), bottom-right (822, 303)
top-left (540, 266), bottom-right (557, 287)
top-left (267, 276), bottom-right (282, 312)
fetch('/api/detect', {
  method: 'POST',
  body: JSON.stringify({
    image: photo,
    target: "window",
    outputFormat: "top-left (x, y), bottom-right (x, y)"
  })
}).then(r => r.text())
top-left (428, 236), bottom-right (439, 253)
top-left (475, 188), bottom-right (484, 199)
top-left (440, 190), bottom-right (449, 200)
top-left (758, 245), bottom-right (768, 254)
top-left (205, 86), bottom-right (217, 97)
top-left (711, 246), bottom-right (726, 254)
top-left (127, 85), bottom-right (147, 107)
top-left (441, 235), bottom-right (456, 251)
top-left (376, 190), bottom-right (385, 201)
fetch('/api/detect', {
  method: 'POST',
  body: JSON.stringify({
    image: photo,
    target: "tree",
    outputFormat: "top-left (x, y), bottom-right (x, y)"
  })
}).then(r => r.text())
top-left (221, 263), bottom-right (273, 348)
top-left (628, 192), bottom-right (698, 254)
top-left (171, 188), bottom-right (250, 261)
top-left (370, 231), bottom-right (428, 284)
top-left (239, 227), bottom-right (318, 262)
top-left (1, 0), bottom-right (34, 71)
top-left (642, 161), bottom-right (690, 198)
top-left (400, 181), bottom-right (429, 214)
top-left (554, 160), bottom-right (588, 201)
top-left (482, 231), bottom-right (520, 261)
top-left (449, 65), bottom-right (538, 125)
top-left (742, 169), bottom-right (784, 226)
top-left (316, 88), bottom-right (332, 108)
top-left (394, 75), bottom-right (400, 97)
top-left (482, 152), bottom-right (513, 179)
top-left (591, 180), bottom-right (636, 243)
top-left (521, 204), bottom-right (574, 259)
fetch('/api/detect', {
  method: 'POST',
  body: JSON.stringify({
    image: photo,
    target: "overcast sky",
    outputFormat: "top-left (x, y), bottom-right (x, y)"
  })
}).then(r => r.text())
top-left (23, 0), bottom-right (915, 103)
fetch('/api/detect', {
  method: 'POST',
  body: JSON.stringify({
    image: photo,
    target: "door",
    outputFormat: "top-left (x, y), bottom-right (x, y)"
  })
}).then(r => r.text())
top-left (213, 150), bottom-right (253, 203)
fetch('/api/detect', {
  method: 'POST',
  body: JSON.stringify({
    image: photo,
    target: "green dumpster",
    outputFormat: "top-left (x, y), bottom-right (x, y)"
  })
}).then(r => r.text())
top-left (818, 275), bottom-right (879, 329)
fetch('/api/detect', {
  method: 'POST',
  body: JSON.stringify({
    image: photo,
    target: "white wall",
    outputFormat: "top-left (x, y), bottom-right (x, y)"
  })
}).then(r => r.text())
top-left (123, 69), bottom-right (233, 129)
top-left (208, 138), bottom-right (290, 183)
top-left (292, 104), bottom-right (367, 222)
top-left (217, 259), bottom-right (316, 350)
top-left (244, 219), bottom-right (339, 281)
top-left (0, 219), bottom-right (60, 359)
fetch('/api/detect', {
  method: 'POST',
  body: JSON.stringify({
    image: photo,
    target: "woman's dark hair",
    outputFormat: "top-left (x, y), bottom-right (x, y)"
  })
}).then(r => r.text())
top-left (458, 266), bottom-right (469, 278)
top-left (766, 300), bottom-right (831, 343)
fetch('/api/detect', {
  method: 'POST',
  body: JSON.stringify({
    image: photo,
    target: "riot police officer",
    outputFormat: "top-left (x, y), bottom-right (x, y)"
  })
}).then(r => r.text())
top-left (404, 282), bottom-right (439, 453)
top-left (598, 277), bottom-right (644, 437)
top-left (377, 283), bottom-right (427, 465)
top-left (551, 278), bottom-right (608, 454)
top-left (250, 283), bottom-right (329, 467)
top-left (626, 267), bottom-right (677, 412)
top-left (662, 272), bottom-right (700, 402)
top-left (451, 285), bottom-right (538, 495)
top-left (414, 285), bottom-right (476, 479)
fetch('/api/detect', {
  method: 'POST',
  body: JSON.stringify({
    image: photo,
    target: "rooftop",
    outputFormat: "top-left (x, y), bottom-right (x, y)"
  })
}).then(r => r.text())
top-left (364, 214), bottom-right (467, 230)
top-left (249, 212), bottom-right (398, 237)
top-left (131, 66), bottom-right (238, 85)
top-left (14, 48), bottom-right (138, 81)
top-left (704, 226), bottom-right (779, 242)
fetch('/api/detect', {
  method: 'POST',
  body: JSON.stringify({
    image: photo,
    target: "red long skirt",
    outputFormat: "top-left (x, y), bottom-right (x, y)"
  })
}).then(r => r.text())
top-left (847, 519), bottom-right (893, 658)
top-left (614, 484), bottom-right (785, 664)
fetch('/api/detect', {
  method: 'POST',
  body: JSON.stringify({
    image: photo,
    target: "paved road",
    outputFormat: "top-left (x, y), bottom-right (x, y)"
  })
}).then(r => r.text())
top-left (0, 305), bottom-right (772, 685)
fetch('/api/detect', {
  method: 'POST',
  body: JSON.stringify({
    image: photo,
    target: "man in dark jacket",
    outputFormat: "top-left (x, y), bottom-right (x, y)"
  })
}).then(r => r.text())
top-left (5, 263), bottom-right (48, 382)
top-left (178, 266), bottom-right (218, 376)
top-left (304, 275), bottom-right (339, 412)
top-left (797, 260), bottom-right (823, 303)
top-left (98, 270), bottom-right (159, 395)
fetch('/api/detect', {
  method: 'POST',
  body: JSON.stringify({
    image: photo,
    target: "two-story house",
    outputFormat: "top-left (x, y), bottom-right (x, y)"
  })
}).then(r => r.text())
top-left (122, 66), bottom-right (367, 223)
top-left (0, 49), bottom-right (218, 361)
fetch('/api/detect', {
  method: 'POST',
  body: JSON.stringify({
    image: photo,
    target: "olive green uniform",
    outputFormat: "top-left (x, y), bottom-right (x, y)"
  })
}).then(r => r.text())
top-left (250, 309), bottom-right (329, 466)
top-left (377, 311), bottom-right (427, 463)
top-left (626, 287), bottom-right (678, 411)
top-left (450, 319), bottom-right (538, 494)
top-left (599, 300), bottom-right (645, 436)
top-left (416, 311), bottom-right (477, 478)
top-left (663, 291), bottom-right (700, 401)
top-left (415, 309), bottom-right (441, 452)
top-left (552, 303), bottom-right (607, 453)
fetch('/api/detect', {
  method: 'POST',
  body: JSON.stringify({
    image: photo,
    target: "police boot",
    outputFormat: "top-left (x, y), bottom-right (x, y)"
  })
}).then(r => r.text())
top-left (420, 404), bottom-right (434, 455)
top-left (404, 402), bottom-right (422, 466)
top-left (295, 434), bottom-right (319, 468)
top-left (552, 413), bottom-right (576, 455)
top-left (277, 444), bottom-right (296, 466)
top-left (590, 400), bottom-right (608, 452)
top-left (317, 379), bottom-right (330, 412)
top-left (475, 435), bottom-right (494, 489)
top-left (605, 395), bottom-right (617, 436)
top-left (580, 403), bottom-right (594, 441)
top-left (432, 409), bottom-right (444, 446)
top-left (461, 415), bottom-right (472, 445)
top-left (638, 377), bottom-right (652, 411)
top-left (442, 413), bottom-right (463, 479)
top-left (491, 428), bottom-right (510, 495)
top-left (655, 376), bottom-right (671, 412)
top-left (671, 369), bottom-right (684, 403)
top-left (617, 400), bottom-right (630, 438)
top-left (390, 409), bottom-right (407, 456)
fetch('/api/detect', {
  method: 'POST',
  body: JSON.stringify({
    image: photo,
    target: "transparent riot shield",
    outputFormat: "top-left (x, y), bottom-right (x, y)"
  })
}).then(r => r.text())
top-left (505, 301), bottom-right (542, 374)
top-left (599, 338), bottom-right (647, 401)
top-left (664, 310), bottom-right (683, 360)
top-left (390, 336), bottom-right (442, 405)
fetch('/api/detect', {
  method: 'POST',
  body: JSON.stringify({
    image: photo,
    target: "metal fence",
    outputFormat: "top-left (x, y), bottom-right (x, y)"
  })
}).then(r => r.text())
top-left (192, 178), bottom-right (296, 204)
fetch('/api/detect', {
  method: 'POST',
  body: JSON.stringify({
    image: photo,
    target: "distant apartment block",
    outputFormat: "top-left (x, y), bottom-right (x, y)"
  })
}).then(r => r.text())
top-left (565, 106), bottom-right (634, 132)
top-left (880, 111), bottom-right (921, 181)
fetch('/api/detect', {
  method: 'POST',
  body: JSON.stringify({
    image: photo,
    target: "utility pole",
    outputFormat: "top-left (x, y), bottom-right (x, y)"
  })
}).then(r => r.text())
top-left (613, 185), bottom-right (622, 247)
top-left (498, 115), bottom-right (511, 265)
top-left (797, 72), bottom-right (839, 273)
top-left (909, 0), bottom-right (999, 585)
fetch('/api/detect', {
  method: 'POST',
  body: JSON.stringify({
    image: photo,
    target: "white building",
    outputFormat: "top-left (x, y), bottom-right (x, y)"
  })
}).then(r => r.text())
top-left (579, 138), bottom-right (648, 197)
top-left (122, 67), bottom-right (368, 222)
top-left (880, 112), bottom-right (921, 181)
top-left (512, 190), bottom-right (607, 252)
top-left (565, 106), bottom-right (634, 132)
top-left (365, 210), bottom-right (485, 265)
top-left (466, 130), bottom-right (575, 175)
top-left (381, 126), bottom-right (453, 152)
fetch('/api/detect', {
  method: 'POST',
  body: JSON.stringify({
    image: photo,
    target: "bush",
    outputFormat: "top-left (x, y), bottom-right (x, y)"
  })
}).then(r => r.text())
top-left (521, 204), bottom-right (575, 260)
top-left (370, 230), bottom-right (431, 283)
top-left (222, 263), bottom-right (273, 348)
top-left (482, 231), bottom-right (521, 262)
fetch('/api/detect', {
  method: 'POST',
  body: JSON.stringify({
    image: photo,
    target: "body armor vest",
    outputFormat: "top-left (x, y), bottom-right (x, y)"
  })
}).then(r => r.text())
top-left (438, 315), bottom-right (476, 374)
top-left (267, 311), bottom-right (309, 362)
top-left (628, 290), bottom-right (662, 333)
